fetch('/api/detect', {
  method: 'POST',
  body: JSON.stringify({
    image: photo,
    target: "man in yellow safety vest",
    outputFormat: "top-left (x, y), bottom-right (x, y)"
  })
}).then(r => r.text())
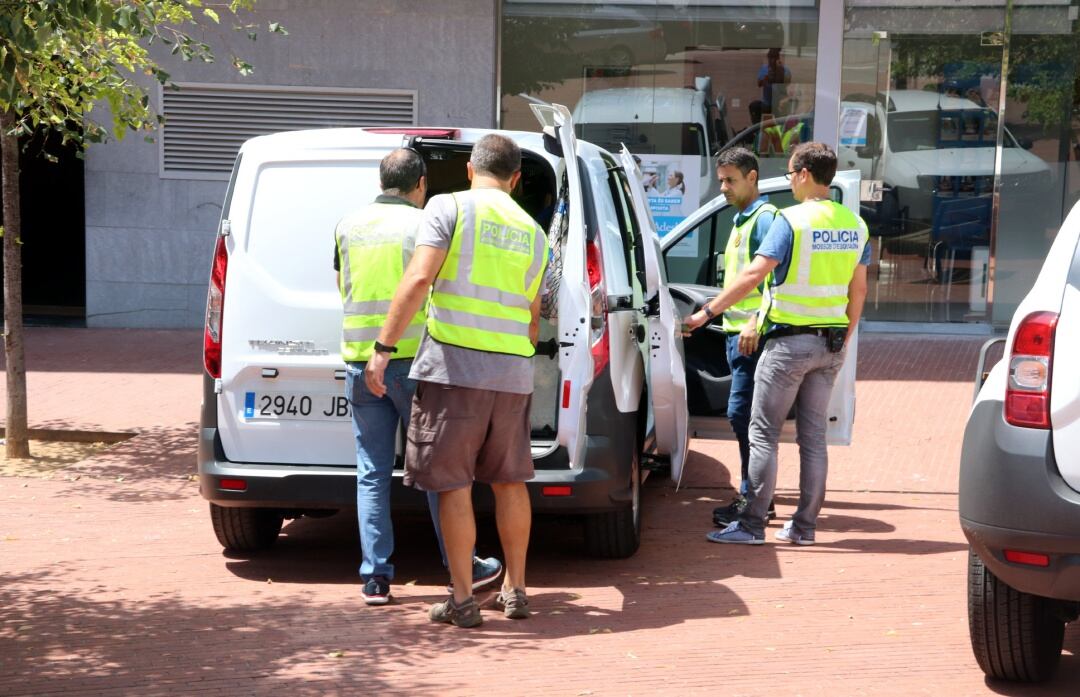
top-left (365, 134), bottom-right (547, 627)
top-left (686, 142), bottom-right (870, 546)
top-left (708, 147), bottom-right (779, 529)
top-left (335, 148), bottom-right (503, 606)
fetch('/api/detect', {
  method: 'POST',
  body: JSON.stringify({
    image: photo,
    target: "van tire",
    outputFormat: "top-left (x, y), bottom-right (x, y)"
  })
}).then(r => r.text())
top-left (210, 503), bottom-right (284, 552)
top-left (583, 443), bottom-right (642, 559)
top-left (968, 549), bottom-right (1064, 682)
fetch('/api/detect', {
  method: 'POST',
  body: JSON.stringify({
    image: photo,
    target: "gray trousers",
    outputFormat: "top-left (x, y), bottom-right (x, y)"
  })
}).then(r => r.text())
top-left (738, 333), bottom-right (845, 538)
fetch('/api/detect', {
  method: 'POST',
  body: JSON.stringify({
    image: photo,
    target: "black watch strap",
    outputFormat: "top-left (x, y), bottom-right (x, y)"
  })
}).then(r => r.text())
top-left (373, 340), bottom-right (398, 354)
top-left (703, 303), bottom-right (716, 319)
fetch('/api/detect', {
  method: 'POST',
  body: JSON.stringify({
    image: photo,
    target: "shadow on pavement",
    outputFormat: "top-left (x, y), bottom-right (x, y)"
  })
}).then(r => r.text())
top-left (0, 569), bottom-right (500, 695)
top-left (37, 425), bottom-right (199, 504)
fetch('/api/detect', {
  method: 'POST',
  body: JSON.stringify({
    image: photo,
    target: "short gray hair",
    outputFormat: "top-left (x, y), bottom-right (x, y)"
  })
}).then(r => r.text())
top-left (470, 134), bottom-right (521, 180)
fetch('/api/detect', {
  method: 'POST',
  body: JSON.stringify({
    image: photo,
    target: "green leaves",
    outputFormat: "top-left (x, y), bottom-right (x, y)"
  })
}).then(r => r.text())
top-left (0, 1), bottom-right (282, 154)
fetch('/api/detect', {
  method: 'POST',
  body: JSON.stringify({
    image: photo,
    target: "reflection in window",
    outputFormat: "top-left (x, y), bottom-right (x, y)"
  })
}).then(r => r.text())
top-left (501, 1), bottom-right (820, 233)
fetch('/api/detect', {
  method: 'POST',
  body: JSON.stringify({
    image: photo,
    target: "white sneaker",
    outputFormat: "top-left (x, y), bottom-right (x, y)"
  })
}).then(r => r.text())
top-left (775, 520), bottom-right (815, 546)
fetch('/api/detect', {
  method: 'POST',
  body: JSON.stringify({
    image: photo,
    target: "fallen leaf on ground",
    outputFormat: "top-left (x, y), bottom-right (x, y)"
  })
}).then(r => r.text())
top-left (266, 578), bottom-right (273, 584)
top-left (727, 609), bottom-right (740, 615)
top-left (588, 627), bottom-right (612, 634)
top-left (404, 580), bottom-right (417, 586)
top-left (886, 629), bottom-right (898, 637)
top-left (327, 650), bottom-right (345, 658)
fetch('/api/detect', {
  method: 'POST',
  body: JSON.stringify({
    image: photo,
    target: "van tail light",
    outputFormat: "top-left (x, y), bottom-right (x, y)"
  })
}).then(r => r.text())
top-left (586, 237), bottom-right (609, 378)
top-left (1004, 311), bottom-right (1057, 429)
top-left (204, 234), bottom-right (228, 379)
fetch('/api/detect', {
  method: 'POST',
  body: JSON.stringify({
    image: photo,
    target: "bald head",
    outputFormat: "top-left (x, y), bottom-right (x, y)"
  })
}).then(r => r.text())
top-left (380, 148), bottom-right (426, 196)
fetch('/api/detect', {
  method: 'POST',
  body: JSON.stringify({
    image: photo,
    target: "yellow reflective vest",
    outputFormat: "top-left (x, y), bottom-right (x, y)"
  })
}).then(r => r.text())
top-left (722, 201), bottom-right (778, 333)
top-left (763, 200), bottom-right (868, 329)
top-left (428, 188), bottom-right (548, 357)
top-left (336, 201), bottom-right (427, 362)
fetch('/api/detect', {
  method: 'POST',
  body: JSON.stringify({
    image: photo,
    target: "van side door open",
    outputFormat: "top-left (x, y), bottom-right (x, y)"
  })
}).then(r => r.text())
top-left (530, 104), bottom-right (595, 469)
top-left (618, 146), bottom-right (690, 486)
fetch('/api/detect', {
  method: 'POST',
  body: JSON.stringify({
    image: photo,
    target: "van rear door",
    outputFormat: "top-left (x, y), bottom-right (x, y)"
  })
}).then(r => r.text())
top-left (530, 104), bottom-right (595, 469)
top-left (618, 146), bottom-right (690, 486)
top-left (216, 145), bottom-right (388, 465)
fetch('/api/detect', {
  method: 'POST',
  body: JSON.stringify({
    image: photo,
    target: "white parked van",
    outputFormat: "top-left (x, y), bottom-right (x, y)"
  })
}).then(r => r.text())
top-left (197, 105), bottom-right (858, 559)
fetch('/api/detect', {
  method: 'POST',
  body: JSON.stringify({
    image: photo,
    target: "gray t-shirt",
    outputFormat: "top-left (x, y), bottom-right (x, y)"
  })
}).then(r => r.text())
top-left (409, 191), bottom-right (543, 395)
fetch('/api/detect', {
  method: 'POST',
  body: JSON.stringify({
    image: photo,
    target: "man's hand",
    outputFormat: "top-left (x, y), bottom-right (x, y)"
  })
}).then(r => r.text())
top-left (683, 310), bottom-right (709, 335)
top-left (738, 324), bottom-right (760, 356)
top-left (364, 351), bottom-right (391, 398)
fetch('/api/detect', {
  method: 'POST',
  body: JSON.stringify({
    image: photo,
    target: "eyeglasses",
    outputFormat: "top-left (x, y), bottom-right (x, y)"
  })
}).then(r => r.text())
top-left (784, 169), bottom-right (800, 180)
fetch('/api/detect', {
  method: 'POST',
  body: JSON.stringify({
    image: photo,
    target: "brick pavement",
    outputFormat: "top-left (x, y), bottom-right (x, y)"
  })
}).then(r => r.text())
top-left (1, 328), bottom-right (1078, 696)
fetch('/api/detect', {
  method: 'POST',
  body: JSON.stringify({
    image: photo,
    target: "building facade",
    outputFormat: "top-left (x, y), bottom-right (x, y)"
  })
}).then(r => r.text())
top-left (76, 0), bottom-right (1079, 328)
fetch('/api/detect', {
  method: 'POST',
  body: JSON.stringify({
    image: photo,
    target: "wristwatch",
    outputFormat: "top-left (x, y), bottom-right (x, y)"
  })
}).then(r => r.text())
top-left (703, 303), bottom-right (716, 320)
top-left (373, 340), bottom-right (398, 354)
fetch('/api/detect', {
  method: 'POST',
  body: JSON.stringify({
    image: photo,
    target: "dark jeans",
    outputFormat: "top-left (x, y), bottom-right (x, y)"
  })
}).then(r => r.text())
top-left (726, 332), bottom-right (762, 494)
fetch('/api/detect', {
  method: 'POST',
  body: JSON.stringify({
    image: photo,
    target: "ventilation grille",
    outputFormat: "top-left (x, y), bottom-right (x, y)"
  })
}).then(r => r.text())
top-left (161, 83), bottom-right (417, 177)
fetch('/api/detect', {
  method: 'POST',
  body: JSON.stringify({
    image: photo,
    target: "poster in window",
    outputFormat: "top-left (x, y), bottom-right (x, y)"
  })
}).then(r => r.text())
top-left (638, 153), bottom-right (701, 236)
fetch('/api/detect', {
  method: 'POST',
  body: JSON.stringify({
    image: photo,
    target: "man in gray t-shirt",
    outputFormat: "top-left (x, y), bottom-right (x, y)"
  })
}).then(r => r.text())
top-left (365, 134), bottom-right (546, 628)
top-left (408, 192), bottom-right (538, 395)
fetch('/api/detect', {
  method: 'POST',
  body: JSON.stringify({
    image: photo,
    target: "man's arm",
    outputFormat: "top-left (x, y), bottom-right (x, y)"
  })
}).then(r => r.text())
top-left (364, 244), bottom-right (447, 398)
top-left (685, 254), bottom-right (779, 331)
top-left (844, 263), bottom-right (868, 346)
top-left (529, 290), bottom-right (542, 346)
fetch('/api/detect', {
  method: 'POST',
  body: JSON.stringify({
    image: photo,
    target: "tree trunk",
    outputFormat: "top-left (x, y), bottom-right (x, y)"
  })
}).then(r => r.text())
top-left (1, 111), bottom-right (30, 458)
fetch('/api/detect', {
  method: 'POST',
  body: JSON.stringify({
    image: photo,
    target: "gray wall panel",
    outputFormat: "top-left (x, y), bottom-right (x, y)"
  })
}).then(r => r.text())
top-left (85, 0), bottom-right (497, 328)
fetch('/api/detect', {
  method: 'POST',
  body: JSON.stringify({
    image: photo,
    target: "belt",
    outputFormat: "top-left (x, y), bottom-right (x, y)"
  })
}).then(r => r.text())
top-left (767, 326), bottom-right (833, 340)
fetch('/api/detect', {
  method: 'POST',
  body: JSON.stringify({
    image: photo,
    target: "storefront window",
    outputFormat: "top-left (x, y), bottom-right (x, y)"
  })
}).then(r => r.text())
top-left (500, 1), bottom-right (819, 234)
top-left (841, 0), bottom-right (1079, 325)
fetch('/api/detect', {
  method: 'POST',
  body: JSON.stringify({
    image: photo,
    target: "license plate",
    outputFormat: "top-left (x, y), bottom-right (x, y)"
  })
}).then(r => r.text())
top-left (244, 392), bottom-right (351, 421)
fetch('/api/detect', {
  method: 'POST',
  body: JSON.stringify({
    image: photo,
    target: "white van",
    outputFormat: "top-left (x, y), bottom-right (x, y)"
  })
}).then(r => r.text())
top-left (197, 105), bottom-right (858, 559)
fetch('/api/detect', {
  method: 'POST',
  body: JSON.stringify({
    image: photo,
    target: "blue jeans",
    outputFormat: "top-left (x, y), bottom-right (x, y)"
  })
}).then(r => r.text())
top-left (726, 333), bottom-right (762, 494)
top-left (346, 359), bottom-right (441, 581)
top-left (738, 334), bottom-right (845, 537)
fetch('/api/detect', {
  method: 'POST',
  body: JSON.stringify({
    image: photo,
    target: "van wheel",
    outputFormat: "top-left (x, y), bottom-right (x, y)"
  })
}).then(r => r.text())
top-left (583, 448), bottom-right (642, 559)
top-left (210, 503), bottom-right (284, 552)
top-left (968, 548), bottom-right (1065, 682)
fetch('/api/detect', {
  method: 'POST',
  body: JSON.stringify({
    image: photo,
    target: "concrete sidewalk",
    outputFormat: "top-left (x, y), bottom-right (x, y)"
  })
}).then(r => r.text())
top-left (1, 328), bottom-right (1077, 696)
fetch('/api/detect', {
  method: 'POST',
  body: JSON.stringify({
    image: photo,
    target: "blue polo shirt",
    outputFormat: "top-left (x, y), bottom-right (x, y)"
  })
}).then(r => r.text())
top-left (734, 196), bottom-right (778, 259)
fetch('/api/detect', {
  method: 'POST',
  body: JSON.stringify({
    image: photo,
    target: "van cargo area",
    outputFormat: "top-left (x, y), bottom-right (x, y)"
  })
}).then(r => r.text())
top-left (414, 140), bottom-right (562, 459)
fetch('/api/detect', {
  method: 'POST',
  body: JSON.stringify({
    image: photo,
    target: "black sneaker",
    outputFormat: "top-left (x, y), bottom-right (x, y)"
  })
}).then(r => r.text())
top-left (712, 496), bottom-right (746, 526)
top-left (430, 595), bottom-right (483, 628)
top-left (713, 498), bottom-right (776, 526)
top-left (361, 576), bottom-right (391, 606)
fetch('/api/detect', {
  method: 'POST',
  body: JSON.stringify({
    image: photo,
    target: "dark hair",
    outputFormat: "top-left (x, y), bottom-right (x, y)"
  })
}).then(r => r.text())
top-left (380, 148), bottom-right (426, 194)
top-left (790, 141), bottom-right (837, 186)
top-left (716, 147), bottom-right (759, 177)
top-left (471, 134), bottom-right (521, 180)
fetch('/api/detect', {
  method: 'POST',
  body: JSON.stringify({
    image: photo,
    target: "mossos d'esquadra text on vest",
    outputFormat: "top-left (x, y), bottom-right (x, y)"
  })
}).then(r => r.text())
top-left (811, 228), bottom-right (862, 252)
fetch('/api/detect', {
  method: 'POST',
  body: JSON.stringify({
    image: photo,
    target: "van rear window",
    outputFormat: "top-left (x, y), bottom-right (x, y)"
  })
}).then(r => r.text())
top-left (247, 162), bottom-right (380, 285)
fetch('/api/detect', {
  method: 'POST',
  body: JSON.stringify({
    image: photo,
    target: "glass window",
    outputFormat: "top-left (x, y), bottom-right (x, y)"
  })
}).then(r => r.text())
top-left (842, 2), bottom-right (1080, 326)
top-left (501, 1), bottom-right (820, 234)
